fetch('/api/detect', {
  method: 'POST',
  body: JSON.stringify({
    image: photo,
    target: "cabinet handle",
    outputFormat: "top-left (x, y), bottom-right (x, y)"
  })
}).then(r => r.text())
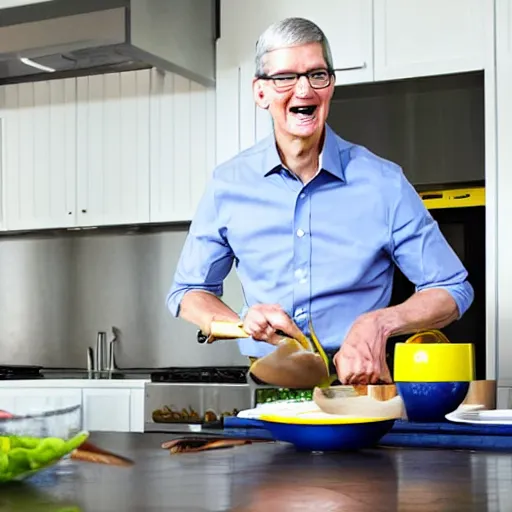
top-left (333, 63), bottom-right (367, 72)
top-left (81, 209), bottom-right (87, 213)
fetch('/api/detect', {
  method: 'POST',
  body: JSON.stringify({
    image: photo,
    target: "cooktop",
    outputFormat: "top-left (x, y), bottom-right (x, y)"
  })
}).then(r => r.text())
top-left (0, 365), bottom-right (44, 380)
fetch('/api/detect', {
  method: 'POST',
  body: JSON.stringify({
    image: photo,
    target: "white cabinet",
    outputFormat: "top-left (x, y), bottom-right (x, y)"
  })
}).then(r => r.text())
top-left (0, 70), bottom-right (151, 231)
top-left (0, 79), bottom-right (76, 231)
top-left (497, 387), bottom-right (512, 408)
top-left (215, 36), bottom-right (241, 167)
top-left (373, 0), bottom-right (488, 81)
top-left (80, 387), bottom-right (144, 433)
top-left (76, 71), bottom-right (151, 227)
top-left (0, 68), bottom-right (216, 230)
top-left (220, 0), bottom-right (373, 81)
top-left (497, 0), bottom-right (512, 384)
top-left (82, 388), bottom-right (131, 433)
top-left (149, 70), bottom-right (216, 222)
top-left (0, 383), bottom-right (146, 433)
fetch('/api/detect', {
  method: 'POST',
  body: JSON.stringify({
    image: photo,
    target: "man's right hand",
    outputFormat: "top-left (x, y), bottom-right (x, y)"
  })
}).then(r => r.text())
top-left (242, 304), bottom-right (303, 345)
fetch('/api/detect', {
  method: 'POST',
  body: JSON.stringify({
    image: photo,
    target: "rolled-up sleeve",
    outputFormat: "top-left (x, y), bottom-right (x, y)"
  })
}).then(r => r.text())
top-left (388, 168), bottom-right (474, 318)
top-left (166, 177), bottom-right (234, 317)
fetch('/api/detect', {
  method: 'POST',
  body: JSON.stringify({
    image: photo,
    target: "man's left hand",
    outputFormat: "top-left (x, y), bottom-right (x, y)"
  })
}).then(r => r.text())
top-left (333, 313), bottom-right (392, 385)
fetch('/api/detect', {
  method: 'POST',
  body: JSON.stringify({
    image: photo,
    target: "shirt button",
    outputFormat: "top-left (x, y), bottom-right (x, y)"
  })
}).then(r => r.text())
top-left (299, 192), bottom-right (306, 199)
top-left (294, 269), bottom-right (306, 279)
top-left (296, 229), bottom-right (305, 237)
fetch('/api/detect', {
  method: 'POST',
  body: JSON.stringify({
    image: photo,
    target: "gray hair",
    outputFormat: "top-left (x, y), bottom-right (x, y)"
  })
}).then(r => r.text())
top-left (255, 17), bottom-right (334, 76)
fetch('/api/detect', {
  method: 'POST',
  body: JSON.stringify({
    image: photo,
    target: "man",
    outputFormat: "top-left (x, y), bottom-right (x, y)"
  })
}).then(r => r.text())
top-left (167, 17), bottom-right (474, 385)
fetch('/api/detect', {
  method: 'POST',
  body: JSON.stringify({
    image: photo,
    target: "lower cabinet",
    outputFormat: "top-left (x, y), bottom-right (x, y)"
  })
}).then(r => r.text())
top-left (0, 384), bottom-right (146, 433)
top-left (82, 388), bottom-right (145, 433)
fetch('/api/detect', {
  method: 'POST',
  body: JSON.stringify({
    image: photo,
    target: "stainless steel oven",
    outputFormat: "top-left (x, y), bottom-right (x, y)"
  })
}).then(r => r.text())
top-left (143, 366), bottom-right (320, 433)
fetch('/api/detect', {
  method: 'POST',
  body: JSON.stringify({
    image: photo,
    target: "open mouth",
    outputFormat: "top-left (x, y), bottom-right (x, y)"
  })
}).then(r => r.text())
top-left (289, 105), bottom-right (317, 116)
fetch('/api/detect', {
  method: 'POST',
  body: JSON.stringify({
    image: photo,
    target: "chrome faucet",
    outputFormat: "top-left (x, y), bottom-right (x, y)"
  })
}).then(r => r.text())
top-left (86, 327), bottom-right (119, 378)
top-left (95, 331), bottom-right (107, 372)
top-left (107, 326), bottom-right (120, 372)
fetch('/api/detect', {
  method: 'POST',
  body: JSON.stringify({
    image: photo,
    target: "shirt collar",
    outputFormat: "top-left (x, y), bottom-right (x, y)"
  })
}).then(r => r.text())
top-left (262, 123), bottom-right (347, 182)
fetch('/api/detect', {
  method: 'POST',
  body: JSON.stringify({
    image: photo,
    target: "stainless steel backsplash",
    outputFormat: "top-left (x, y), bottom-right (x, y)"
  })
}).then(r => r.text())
top-left (0, 226), bottom-right (247, 368)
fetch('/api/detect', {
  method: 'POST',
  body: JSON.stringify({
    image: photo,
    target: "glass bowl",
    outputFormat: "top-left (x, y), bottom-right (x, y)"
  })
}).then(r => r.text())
top-left (0, 404), bottom-right (89, 483)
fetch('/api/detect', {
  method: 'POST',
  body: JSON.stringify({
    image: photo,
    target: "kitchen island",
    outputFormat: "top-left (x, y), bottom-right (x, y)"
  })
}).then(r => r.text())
top-left (0, 432), bottom-right (510, 511)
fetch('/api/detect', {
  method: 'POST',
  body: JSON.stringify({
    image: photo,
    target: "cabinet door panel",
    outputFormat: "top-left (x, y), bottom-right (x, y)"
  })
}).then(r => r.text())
top-left (0, 79), bottom-right (76, 230)
top-left (222, 0), bottom-right (373, 84)
top-left (374, 0), bottom-right (487, 81)
top-left (149, 70), bottom-right (216, 222)
top-left (76, 70), bottom-right (150, 227)
top-left (82, 389), bottom-right (131, 432)
top-left (239, 60), bottom-right (257, 151)
top-left (215, 37), bottom-right (240, 165)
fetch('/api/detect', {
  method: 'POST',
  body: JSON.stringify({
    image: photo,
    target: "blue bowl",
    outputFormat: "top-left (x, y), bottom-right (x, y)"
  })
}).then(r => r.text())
top-left (396, 382), bottom-right (470, 422)
top-left (258, 419), bottom-right (396, 452)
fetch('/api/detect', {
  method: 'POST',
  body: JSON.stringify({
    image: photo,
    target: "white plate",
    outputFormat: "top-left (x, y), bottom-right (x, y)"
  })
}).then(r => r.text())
top-left (446, 406), bottom-right (512, 425)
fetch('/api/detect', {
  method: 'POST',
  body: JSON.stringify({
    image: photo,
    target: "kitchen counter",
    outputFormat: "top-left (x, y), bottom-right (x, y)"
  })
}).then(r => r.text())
top-left (1, 432), bottom-right (511, 511)
top-left (0, 378), bottom-right (149, 388)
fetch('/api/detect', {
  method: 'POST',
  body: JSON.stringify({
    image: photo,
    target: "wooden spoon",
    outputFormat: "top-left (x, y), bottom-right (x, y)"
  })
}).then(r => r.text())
top-left (71, 441), bottom-right (134, 467)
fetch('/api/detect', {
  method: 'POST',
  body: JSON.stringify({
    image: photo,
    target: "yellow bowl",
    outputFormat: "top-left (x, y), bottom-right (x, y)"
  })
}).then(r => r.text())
top-left (394, 342), bottom-right (475, 382)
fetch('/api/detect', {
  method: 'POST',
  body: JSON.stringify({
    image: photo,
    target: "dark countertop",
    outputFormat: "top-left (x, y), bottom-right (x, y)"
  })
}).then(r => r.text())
top-left (1, 432), bottom-right (511, 512)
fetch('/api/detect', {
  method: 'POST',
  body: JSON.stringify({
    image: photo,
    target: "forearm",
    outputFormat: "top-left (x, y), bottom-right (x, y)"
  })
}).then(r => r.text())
top-left (371, 288), bottom-right (460, 338)
top-left (179, 290), bottom-right (240, 334)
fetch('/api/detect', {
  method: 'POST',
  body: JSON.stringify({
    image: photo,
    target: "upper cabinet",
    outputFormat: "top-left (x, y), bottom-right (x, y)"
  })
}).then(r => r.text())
top-left (76, 71), bottom-right (151, 228)
top-left (0, 69), bottom-right (215, 231)
top-left (0, 0), bottom-right (499, 231)
top-left (220, 0), bottom-right (373, 83)
top-left (0, 79), bottom-right (77, 231)
top-left (0, 70), bottom-right (152, 231)
top-left (373, 0), bottom-right (488, 81)
top-left (149, 70), bottom-right (216, 223)
top-left (216, 0), bottom-right (491, 164)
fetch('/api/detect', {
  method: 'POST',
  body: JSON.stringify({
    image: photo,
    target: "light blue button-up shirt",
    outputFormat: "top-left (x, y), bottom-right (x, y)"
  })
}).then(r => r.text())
top-left (167, 124), bottom-right (474, 358)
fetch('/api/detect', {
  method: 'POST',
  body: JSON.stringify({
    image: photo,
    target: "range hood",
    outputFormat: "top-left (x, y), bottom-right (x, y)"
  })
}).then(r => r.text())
top-left (0, 0), bottom-right (218, 87)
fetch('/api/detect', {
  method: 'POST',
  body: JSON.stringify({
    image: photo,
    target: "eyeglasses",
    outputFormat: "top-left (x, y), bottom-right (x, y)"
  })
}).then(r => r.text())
top-left (257, 68), bottom-right (334, 91)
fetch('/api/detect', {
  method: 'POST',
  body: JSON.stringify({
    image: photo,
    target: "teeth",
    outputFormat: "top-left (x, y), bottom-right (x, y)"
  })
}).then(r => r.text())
top-left (290, 106), bottom-right (317, 115)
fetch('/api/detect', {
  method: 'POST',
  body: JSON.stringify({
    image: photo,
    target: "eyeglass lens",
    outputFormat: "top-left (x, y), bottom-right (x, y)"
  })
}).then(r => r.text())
top-left (272, 70), bottom-right (331, 89)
